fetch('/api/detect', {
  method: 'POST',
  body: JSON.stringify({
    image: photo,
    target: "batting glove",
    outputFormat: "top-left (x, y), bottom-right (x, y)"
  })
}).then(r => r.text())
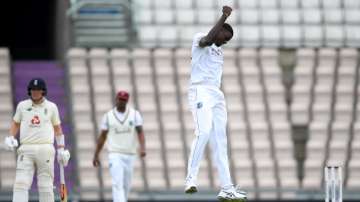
top-left (4, 136), bottom-right (18, 151)
top-left (57, 148), bottom-right (71, 166)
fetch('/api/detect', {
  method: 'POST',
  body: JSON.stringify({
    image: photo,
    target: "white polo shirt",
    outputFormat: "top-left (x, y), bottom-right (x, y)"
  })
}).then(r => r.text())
top-left (190, 32), bottom-right (224, 88)
top-left (13, 98), bottom-right (61, 144)
top-left (100, 107), bottom-right (143, 154)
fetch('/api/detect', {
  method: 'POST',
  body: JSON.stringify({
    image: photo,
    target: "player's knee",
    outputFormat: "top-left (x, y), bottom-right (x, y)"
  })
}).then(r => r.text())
top-left (13, 173), bottom-right (32, 191)
top-left (37, 175), bottom-right (54, 192)
top-left (196, 120), bottom-right (213, 135)
top-left (112, 180), bottom-right (124, 190)
top-left (38, 186), bottom-right (53, 193)
top-left (196, 126), bottom-right (212, 137)
top-left (13, 182), bottom-right (30, 192)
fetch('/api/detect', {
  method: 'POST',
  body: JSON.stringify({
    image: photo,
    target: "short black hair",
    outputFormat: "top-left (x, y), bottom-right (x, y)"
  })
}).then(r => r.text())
top-left (222, 23), bottom-right (233, 36)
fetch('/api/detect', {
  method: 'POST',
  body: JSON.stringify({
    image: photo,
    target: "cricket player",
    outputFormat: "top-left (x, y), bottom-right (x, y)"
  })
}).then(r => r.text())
top-left (185, 6), bottom-right (247, 202)
top-left (4, 78), bottom-right (71, 202)
top-left (93, 90), bottom-right (146, 202)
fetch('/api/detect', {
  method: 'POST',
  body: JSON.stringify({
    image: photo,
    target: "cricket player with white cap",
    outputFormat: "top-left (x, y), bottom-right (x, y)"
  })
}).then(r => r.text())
top-left (93, 90), bottom-right (146, 202)
top-left (4, 78), bottom-right (71, 202)
top-left (185, 6), bottom-right (247, 202)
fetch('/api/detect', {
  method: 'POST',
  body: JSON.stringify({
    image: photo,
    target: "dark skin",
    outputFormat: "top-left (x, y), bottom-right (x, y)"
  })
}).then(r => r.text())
top-left (93, 98), bottom-right (146, 167)
top-left (199, 6), bottom-right (233, 47)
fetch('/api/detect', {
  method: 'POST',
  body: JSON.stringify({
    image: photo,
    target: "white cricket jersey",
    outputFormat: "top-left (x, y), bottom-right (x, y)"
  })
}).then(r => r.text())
top-left (101, 107), bottom-right (143, 154)
top-left (13, 98), bottom-right (61, 144)
top-left (190, 32), bottom-right (224, 88)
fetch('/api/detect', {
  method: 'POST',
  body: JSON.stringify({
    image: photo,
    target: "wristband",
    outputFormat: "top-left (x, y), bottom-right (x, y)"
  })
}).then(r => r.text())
top-left (55, 134), bottom-right (65, 148)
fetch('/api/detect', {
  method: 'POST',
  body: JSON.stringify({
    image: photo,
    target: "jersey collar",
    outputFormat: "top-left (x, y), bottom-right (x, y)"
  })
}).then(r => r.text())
top-left (31, 97), bottom-right (46, 107)
top-left (112, 107), bottom-right (130, 124)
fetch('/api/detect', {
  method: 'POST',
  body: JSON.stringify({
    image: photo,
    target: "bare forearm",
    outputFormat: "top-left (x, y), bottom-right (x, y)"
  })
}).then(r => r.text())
top-left (54, 125), bottom-right (63, 136)
top-left (94, 142), bottom-right (104, 157)
top-left (206, 14), bottom-right (228, 42)
top-left (9, 121), bottom-right (20, 137)
top-left (136, 126), bottom-right (146, 157)
top-left (94, 133), bottom-right (107, 157)
top-left (138, 132), bottom-right (146, 150)
top-left (54, 125), bottom-right (66, 149)
top-left (199, 6), bottom-right (232, 47)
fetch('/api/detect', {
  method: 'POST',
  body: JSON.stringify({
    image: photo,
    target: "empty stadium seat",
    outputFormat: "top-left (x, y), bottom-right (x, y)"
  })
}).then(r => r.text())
top-left (303, 122), bottom-right (328, 188)
top-left (325, 25), bottom-right (345, 47)
top-left (175, 0), bottom-right (192, 9)
top-left (347, 122), bottom-right (360, 188)
top-left (327, 122), bottom-right (351, 166)
top-left (344, 9), bottom-right (360, 24)
top-left (239, 8), bottom-right (259, 24)
top-left (67, 48), bottom-right (102, 198)
top-left (303, 9), bottom-right (322, 24)
top-left (303, 25), bottom-right (323, 47)
top-left (0, 49), bottom-right (14, 189)
top-left (110, 49), bottom-right (134, 94)
top-left (345, 25), bottom-right (360, 47)
top-left (281, 9), bottom-right (301, 24)
top-left (65, 45), bottom-right (360, 200)
top-left (321, 0), bottom-right (341, 8)
top-left (301, 0), bottom-right (320, 8)
top-left (176, 9), bottom-right (196, 24)
top-left (131, 0), bottom-right (357, 48)
top-left (344, 0), bottom-right (360, 8)
top-left (291, 49), bottom-right (316, 124)
top-left (279, 0), bottom-right (299, 8)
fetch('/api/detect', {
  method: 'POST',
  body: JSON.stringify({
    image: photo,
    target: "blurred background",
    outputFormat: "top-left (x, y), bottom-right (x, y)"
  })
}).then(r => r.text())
top-left (0, 0), bottom-right (360, 201)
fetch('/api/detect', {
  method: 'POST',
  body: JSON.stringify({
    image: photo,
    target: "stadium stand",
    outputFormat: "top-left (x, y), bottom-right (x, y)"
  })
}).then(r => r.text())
top-left (0, 48), bottom-right (16, 193)
top-left (62, 0), bottom-right (360, 200)
top-left (129, 0), bottom-right (360, 48)
top-left (67, 0), bottom-right (135, 47)
top-left (66, 45), bottom-right (359, 200)
top-left (1, 0), bottom-right (360, 201)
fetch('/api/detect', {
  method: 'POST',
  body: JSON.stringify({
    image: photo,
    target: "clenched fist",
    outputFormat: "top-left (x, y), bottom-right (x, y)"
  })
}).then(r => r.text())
top-left (222, 6), bottom-right (232, 18)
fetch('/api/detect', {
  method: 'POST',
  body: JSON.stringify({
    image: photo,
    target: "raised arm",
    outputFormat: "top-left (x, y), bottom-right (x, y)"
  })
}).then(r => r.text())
top-left (199, 6), bottom-right (232, 47)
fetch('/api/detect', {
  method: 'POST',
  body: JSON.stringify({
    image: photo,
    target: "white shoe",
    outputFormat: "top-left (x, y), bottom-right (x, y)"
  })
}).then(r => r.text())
top-left (217, 186), bottom-right (247, 202)
top-left (235, 186), bottom-right (247, 199)
top-left (184, 181), bottom-right (198, 194)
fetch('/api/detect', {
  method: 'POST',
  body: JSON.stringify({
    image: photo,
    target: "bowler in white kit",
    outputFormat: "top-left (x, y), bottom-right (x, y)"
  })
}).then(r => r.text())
top-left (93, 90), bottom-right (146, 202)
top-left (4, 78), bottom-right (71, 202)
top-left (185, 6), bottom-right (247, 202)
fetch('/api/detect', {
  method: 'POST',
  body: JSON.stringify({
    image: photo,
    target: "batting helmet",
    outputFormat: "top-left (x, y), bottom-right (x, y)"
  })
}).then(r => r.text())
top-left (27, 78), bottom-right (47, 96)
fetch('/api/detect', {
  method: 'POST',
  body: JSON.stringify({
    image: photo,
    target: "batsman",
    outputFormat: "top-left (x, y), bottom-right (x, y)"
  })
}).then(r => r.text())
top-left (3, 78), bottom-right (71, 202)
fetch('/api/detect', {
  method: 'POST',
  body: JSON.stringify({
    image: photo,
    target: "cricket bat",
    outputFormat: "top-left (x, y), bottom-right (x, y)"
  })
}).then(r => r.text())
top-left (60, 165), bottom-right (68, 202)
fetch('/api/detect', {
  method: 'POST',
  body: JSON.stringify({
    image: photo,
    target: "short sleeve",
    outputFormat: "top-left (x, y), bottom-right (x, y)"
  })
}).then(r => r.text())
top-left (51, 104), bottom-right (61, 126)
top-left (13, 103), bottom-right (22, 123)
top-left (192, 32), bottom-right (207, 49)
top-left (100, 114), bottom-right (109, 131)
top-left (134, 110), bottom-right (143, 126)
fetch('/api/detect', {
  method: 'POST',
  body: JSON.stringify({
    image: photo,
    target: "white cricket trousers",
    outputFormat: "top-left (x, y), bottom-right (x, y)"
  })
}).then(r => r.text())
top-left (186, 84), bottom-right (233, 189)
top-left (108, 153), bottom-right (136, 202)
top-left (13, 144), bottom-right (55, 202)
